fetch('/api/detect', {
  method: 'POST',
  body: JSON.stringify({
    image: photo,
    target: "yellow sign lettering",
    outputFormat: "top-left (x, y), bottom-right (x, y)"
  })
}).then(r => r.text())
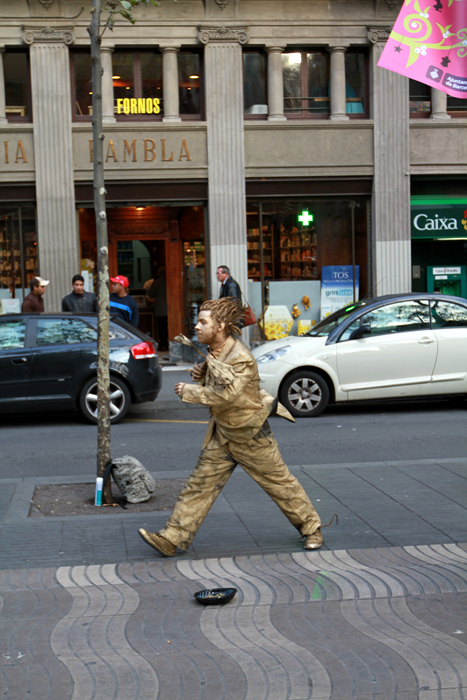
top-left (123, 98), bottom-right (130, 115)
top-left (15, 140), bottom-right (28, 163)
top-left (137, 98), bottom-right (146, 114)
top-left (144, 138), bottom-right (156, 162)
top-left (179, 138), bottom-right (191, 162)
top-left (130, 98), bottom-right (137, 114)
top-left (117, 98), bottom-right (123, 114)
top-left (153, 98), bottom-right (160, 114)
top-left (123, 139), bottom-right (137, 162)
top-left (161, 139), bottom-right (173, 162)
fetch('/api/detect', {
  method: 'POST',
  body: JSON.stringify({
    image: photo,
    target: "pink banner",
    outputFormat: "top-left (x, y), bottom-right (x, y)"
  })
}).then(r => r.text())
top-left (378, 0), bottom-right (467, 98)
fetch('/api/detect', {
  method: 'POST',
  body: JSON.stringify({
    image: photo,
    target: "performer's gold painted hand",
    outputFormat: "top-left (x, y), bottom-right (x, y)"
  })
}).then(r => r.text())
top-left (191, 363), bottom-right (204, 381)
top-left (174, 382), bottom-right (185, 396)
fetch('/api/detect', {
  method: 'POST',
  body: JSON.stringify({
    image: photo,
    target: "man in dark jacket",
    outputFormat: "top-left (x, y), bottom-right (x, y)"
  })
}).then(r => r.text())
top-left (62, 274), bottom-right (98, 312)
top-left (109, 275), bottom-right (139, 327)
top-left (216, 266), bottom-right (242, 302)
top-left (22, 276), bottom-right (49, 312)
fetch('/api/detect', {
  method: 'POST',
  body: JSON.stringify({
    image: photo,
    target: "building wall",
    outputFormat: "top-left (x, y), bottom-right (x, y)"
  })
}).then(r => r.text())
top-left (0, 0), bottom-right (466, 311)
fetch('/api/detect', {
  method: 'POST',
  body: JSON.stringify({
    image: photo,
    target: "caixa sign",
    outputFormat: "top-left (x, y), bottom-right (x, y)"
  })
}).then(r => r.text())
top-left (411, 203), bottom-right (467, 239)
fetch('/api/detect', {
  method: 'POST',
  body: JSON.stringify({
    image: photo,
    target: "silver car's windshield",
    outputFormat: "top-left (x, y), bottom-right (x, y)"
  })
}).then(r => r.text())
top-left (306, 301), bottom-right (367, 337)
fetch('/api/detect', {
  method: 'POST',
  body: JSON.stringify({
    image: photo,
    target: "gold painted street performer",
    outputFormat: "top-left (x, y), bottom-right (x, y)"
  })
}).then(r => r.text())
top-left (138, 297), bottom-right (325, 557)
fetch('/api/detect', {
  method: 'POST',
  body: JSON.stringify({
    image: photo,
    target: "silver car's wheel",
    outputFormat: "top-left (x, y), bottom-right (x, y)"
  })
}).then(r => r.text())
top-left (79, 376), bottom-right (131, 424)
top-left (280, 370), bottom-right (329, 418)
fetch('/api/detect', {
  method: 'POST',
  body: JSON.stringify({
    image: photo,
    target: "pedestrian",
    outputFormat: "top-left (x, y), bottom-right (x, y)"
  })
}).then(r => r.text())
top-left (61, 274), bottom-right (98, 313)
top-left (216, 265), bottom-right (242, 302)
top-left (138, 296), bottom-right (326, 558)
top-left (146, 267), bottom-right (168, 350)
top-left (21, 276), bottom-right (49, 312)
top-left (109, 275), bottom-right (139, 327)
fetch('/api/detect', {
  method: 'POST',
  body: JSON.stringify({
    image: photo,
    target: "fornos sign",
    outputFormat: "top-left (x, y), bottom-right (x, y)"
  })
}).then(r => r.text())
top-left (116, 98), bottom-right (161, 115)
top-left (411, 202), bottom-right (467, 239)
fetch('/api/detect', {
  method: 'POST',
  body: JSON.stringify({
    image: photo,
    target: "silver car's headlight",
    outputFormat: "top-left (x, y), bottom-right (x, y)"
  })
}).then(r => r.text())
top-left (256, 345), bottom-right (292, 364)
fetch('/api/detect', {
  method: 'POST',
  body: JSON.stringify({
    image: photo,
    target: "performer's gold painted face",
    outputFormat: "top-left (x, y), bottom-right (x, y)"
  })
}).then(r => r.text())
top-left (195, 310), bottom-right (220, 345)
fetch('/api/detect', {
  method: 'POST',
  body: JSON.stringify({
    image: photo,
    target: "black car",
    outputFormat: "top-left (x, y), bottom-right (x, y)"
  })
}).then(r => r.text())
top-left (0, 313), bottom-right (162, 423)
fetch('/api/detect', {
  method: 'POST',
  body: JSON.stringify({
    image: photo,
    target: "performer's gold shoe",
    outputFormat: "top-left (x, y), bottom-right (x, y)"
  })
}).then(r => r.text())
top-left (138, 529), bottom-right (176, 557)
top-left (303, 528), bottom-right (323, 550)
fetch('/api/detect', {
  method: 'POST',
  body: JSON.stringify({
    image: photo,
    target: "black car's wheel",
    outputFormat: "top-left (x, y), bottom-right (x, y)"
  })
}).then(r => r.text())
top-left (79, 376), bottom-right (131, 424)
top-left (279, 370), bottom-right (329, 418)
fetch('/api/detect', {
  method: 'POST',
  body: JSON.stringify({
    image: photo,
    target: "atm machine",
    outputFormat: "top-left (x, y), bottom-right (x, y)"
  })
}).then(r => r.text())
top-left (427, 266), bottom-right (467, 298)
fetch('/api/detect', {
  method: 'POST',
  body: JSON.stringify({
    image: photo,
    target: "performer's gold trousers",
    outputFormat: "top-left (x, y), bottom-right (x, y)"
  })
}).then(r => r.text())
top-left (159, 427), bottom-right (321, 551)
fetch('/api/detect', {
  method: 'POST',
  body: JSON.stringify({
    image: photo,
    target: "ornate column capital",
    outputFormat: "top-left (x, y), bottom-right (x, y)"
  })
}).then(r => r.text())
top-left (367, 27), bottom-right (392, 44)
top-left (198, 26), bottom-right (250, 45)
top-left (100, 43), bottom-right (115, 55)
top-left (22, 26), bottom-right (75, 46)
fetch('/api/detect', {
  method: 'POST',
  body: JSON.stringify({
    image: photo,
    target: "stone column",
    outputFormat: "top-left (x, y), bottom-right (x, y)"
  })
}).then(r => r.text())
top-left (101, 44), bottom-right (116, 124)
top-left (0, 47), bottom-right (8, 123)
top-left (23, 26), bottom-right (78, 311)
top-left (266, 46), bottom-right (286, 121)
top-left (328, 46), bottom-right (349, 121)
top-left (161, 47), bottom-right (181, 122)
top-left (199, 26), bottom-right (249, 333)
top-left (368, 28), bottom-right (411, 295)
top-left (430, 87), bottom-right (451, 121)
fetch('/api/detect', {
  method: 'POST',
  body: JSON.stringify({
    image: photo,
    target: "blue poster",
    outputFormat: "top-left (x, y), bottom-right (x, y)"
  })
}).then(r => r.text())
top-left (320, 265), bottom-right (359, 319)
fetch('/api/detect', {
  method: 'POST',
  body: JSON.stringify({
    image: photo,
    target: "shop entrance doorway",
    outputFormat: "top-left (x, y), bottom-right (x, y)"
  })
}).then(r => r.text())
top-left (78, 205), bottom-right (206, 350)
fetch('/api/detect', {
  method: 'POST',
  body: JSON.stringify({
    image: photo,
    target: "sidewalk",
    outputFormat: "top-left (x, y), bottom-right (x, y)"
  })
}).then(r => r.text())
top-left (1, 457), bottom-right (466, 699)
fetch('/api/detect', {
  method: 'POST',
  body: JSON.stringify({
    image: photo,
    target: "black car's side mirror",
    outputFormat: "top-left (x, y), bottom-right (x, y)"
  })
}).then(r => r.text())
top-left (349, 325), bottom-right (371, 341)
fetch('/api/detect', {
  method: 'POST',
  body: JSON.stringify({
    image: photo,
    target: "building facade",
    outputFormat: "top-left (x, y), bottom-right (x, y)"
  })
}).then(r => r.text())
top-left (1, 0), bottom-right (466, 346)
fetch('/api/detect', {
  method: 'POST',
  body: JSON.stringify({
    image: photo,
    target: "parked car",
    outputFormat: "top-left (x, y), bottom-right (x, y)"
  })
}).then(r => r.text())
top-left (0, 312), bottom-right (162, 423)
top-left (252, 293), bottom-right (467, 417)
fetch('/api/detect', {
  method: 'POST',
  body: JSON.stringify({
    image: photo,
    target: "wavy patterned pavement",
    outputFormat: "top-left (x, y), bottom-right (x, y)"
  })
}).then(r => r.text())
top-left (0, 543), bottom-right (466, 700)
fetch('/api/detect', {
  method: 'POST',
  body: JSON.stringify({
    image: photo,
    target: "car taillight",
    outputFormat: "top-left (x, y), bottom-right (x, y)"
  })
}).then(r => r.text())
top-left (131, 341), bottom-right (156, 359)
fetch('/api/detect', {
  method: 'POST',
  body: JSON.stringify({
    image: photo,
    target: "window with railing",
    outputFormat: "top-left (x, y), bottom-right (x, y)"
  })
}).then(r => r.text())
top-left (345, 51), bottom-right (367, 116)
top-left (282, 51), bottom-right (330, 118)
top-left (113, 52), bottom-right (163, 120)
top-left (409, 79), bottom-right (431, 116)
top-left (4, 51), bottom-right (31, 122)
top-left (447, 96), bottom-right (467, 116)
top-left (178, 51), bottom-right (202, 119)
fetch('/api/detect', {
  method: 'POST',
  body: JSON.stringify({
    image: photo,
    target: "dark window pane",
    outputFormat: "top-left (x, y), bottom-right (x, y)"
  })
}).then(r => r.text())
top-left (74, 53), bottom-right (92, 117)
top-left (307, 53), bottom-right (329, 113)
top-left (447, 96), bottom-right (467, 111)
top-left (345, 53), bottom-right (365, 114)
top-left (179, 53), bottom-right (200, 115)
top-left (141, 52), bottom-right (162, 100)
top-left (112, 54), bottom-right (135, 102)
top-left (0, 320), bottom-right (26, 349)
top-left (243, 53), bottom-right (267, 114)
top-left (4, 53), bottom-right (29, 117)
top-left (409, 78), bottom-right (431, 112)
top-left (283, 52), bottom-right (302, 113)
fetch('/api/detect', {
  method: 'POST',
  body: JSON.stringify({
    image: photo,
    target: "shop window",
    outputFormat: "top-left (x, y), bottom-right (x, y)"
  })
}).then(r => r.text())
top-left (282, 51), bottom-right (330, 118)
top-left (73, 53), bottom-right (93, 118)
top-left (243, 52), bottom-right (267, 118)
top-left (4, 51), bottom-right (31, 122)
top-left (179, 52), bottom-right (202, 118)
top-left (113, 52), bottom-right (163, 120)
top-left (409, 79), bottom-right (431, 115)
top-left (447, 96), bottom-right (467, 116)
top-left (345, 52), bottom-right (367, 116)
top-left (0, 206), bottom-right (37, 304)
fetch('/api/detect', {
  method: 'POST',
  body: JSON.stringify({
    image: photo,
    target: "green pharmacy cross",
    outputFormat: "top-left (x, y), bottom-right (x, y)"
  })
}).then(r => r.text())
top-left (298, 210), bottom-right (314, 226)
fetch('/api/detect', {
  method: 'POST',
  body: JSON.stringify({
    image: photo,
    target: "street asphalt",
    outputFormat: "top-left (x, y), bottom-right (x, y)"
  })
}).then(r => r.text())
top-left (0, 364), bottom-right (466, 699)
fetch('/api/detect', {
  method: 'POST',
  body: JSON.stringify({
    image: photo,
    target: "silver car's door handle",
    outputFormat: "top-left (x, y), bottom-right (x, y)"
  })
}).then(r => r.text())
top-left (418, 337), bottom-right (435, 344)
top-left (11, 357), bottom-right (28, 364)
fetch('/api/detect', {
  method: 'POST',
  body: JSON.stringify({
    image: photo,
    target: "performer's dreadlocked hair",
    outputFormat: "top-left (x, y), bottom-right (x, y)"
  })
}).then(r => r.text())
top-left (200, 297), bottom-right (244, 336)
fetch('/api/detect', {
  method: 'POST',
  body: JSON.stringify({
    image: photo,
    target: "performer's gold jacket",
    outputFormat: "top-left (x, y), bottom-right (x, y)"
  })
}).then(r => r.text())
top-left (179, 336), bottom-right (293, 450)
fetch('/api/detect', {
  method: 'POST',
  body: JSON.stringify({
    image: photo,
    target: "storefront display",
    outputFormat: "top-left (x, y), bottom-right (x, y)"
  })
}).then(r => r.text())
top-left (0, 206), bottom-right (37, 305)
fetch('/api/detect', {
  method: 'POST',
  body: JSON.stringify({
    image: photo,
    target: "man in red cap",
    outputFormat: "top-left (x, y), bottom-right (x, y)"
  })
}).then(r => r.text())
top-left (109, 275), bottom-right (139, 327)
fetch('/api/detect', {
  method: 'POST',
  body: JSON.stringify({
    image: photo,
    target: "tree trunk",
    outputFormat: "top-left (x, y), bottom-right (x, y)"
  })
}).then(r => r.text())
top-left (88, 0), bottom-right (112, 504)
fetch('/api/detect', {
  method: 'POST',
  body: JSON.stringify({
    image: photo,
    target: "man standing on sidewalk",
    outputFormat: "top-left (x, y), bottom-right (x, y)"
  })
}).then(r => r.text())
top-left (21, 276), bottom-right (49, 312)
top-left (62, 274), bottom-right (98, 312)
top-left (216, 265), bottom-right (242, 302)
top-left (138, 296), bottom-right (324, 557)
top-left (109, 275), bottom-right (139, 327)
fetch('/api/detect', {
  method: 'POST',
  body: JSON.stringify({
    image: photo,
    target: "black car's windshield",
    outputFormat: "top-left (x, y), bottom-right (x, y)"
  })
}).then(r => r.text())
top-left (306, 301), bottom-right (368, 337)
